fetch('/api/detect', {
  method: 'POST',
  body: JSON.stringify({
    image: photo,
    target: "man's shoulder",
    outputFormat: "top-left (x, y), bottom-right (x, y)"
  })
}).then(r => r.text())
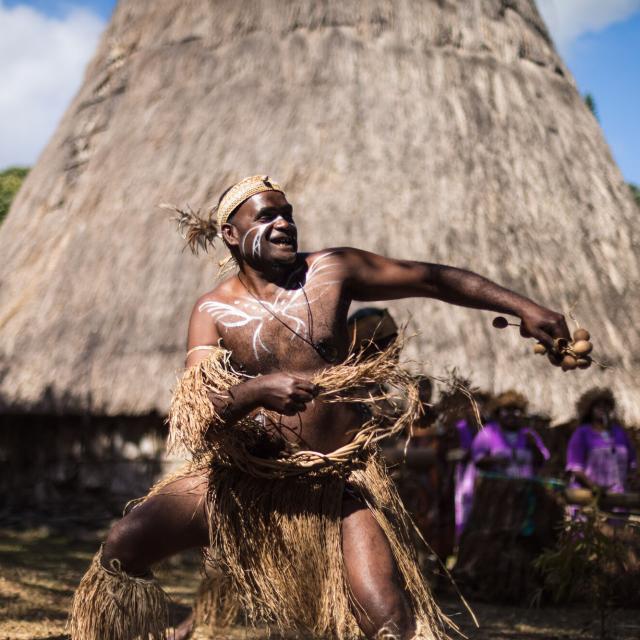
top-left (306, 247), bottom-right (349, 260)
top-left (611, 423), bottom-right (631, 442)
top-left (569, 424), bottom-right (591, 444)
top-left (472, 424), bottom-right (493, 445)
top-left (192, 276), bottom-right (237, 313)
top-left (305, 247), bottom-right (361, 271)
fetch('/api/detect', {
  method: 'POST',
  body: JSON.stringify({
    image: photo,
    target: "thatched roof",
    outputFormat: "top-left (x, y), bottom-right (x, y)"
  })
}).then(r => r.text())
top-left (0, 0), bottom-right (638, 424)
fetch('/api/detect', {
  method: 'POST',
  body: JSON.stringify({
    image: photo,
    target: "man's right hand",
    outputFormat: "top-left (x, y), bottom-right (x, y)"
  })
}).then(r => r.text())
top-left (253, 373), bottom-right (319, 416)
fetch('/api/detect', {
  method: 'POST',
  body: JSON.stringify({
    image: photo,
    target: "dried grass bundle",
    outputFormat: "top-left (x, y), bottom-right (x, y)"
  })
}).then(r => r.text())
top-left (194, 567), bottom-right (241, 630)
top-left (167, 336), bottom-right (425, 477)
top-left (167, 346), bottom-right (240, 458)
top-left (162, 203), bottom-right (219, 255)
top-left (68, 548), bottom-right (169, 640)
top-left (433, 374), bottom-right (483, 429)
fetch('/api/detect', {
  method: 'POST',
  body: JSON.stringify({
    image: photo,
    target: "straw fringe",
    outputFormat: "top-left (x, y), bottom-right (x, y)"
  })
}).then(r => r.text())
top-left (158, 338), bottom-right (456, 637)
top-left (193, 568), bottom-right (242, 630)
top-left (167, 336), bottom-right (425, 477)
top-left (166, 346), bottom-right (233, 458)
top-left (206, 466), bottom-right (352, 636)
top-left (202, 453), bottom-right (455, 639)
top-left (68, 548), bottom-right (169, 640)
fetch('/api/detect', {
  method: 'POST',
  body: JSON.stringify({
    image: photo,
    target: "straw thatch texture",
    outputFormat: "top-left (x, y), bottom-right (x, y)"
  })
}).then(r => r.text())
top-left (0, 0), bottom-right (637, 424)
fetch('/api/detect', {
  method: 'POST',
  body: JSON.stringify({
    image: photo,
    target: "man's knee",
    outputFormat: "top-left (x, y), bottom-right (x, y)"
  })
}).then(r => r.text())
top-left (358, 589), bottom-right (413, 638)
top-left (102, 513), bottom-right (149, 575)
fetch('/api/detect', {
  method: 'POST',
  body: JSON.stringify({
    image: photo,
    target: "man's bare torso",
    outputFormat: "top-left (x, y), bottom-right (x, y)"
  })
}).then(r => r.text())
top-left (195, 250), bottom-right (363, 453)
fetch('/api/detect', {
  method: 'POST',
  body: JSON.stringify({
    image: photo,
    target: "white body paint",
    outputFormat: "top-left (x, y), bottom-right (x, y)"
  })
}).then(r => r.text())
top-left (199, 252), bottom-right (339, 360)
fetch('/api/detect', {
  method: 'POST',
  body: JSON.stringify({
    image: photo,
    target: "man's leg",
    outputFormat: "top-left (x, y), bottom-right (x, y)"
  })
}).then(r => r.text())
top-left (342, 497), bottom-right (415, 640)
top-left (70, 471), bottom-right (210, 640)
top-left (103, 471), bottom-right (210, 574)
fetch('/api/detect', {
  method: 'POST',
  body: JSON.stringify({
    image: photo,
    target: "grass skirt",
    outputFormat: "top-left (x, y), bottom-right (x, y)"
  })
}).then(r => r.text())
top-left (68, 451), bottom-right (451, 639)
top-left (202, 450), bottom-right (451, 639)
top-left (70, 340), bottom-right (454, 639)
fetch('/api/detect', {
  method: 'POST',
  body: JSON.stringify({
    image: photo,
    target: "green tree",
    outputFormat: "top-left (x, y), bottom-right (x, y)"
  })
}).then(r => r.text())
top-left (0, 166), bottom-right (29, 225)
top-left (584, 93), bottom-right (598, 119)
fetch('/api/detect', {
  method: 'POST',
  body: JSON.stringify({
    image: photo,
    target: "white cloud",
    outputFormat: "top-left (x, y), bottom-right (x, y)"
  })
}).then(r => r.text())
top-left (0, 2), bottom-right (105, 169)
top-left (537, 0), bottom-right (640, 55)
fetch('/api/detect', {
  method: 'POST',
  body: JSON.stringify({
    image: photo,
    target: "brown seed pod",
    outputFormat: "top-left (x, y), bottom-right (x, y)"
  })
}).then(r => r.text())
top-left (533, 343), bottom-right (547, 355)
top-left (577, 357), bottom-right (592, 369)
top-left (572, 340), bottom-right (593, 356)
top-left (492, 316), bottom-right (509, 329)
top-left (573, 328), bottom-right (590, 342)
top-left (561, 354), bottom-right (578, 371)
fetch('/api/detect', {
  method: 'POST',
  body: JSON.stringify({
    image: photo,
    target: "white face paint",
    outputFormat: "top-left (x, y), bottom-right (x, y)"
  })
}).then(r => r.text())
top-left (239, 215), bottom-right (297, 261)
top-left (199, 252), bottom-right (339, 360)
top-left (241, 221), bottom-right (270, 260)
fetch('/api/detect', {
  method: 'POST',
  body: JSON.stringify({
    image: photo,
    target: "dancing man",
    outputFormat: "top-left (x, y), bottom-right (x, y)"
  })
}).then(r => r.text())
top-left (70, 175), bottom-right (571, 640)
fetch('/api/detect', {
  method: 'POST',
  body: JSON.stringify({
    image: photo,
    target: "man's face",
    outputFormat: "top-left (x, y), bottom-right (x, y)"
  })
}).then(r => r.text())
top-left (222, 191), bottom-right (298, 267)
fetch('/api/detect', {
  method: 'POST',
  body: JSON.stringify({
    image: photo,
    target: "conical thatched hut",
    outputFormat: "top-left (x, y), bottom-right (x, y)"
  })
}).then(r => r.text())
top-left (0, 0), bottom-right (638, 478)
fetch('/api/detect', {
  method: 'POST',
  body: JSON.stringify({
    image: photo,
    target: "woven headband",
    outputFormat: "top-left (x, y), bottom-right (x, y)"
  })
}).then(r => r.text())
top-left (217, 175), bottom-right (284, 228)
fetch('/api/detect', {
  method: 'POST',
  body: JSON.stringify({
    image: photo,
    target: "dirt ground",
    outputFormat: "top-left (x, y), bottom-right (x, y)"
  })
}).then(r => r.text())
top-left (1, 527), bottom-right (639, 640)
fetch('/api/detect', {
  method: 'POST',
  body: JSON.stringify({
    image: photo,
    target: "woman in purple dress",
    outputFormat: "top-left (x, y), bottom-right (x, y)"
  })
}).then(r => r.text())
top-left (566, 388), bottom-right (637, 499)
top-left (454, 419), bottom-right (475, 540)
top-left (453, 392), bottom-right (490, 541)
top-left (456, 391), bottom-right (549, 537)
top-left (471, 391), bottom-right (549, 479)
top-left (454, 392), bottom-right (557, 601)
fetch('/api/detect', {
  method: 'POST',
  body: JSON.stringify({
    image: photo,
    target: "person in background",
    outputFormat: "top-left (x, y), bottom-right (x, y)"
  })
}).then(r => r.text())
top-left (347, 307), bottom-right (401, 428)
top-left (454, 392), bottom-right (558, 603)
top-left (347, 309), bottom-right (454, 562)
top-left (471, 390), bottom-right (549, 479)
top-left (566, 388), bottom-right (637, 499)
top-left (452, 391), bottom-right (490, 541)
top-left (347, 306), bottom-right (399, 357)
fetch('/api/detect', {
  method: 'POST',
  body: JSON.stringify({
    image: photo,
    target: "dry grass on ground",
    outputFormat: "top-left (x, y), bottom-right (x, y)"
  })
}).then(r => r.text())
top-left (1, 527), bottom-right (639, 640)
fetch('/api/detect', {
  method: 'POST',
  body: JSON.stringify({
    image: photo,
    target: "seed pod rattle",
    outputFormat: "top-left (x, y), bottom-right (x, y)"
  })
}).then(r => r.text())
top-left (539, 329), bottom-right (594, 371)
top-left (492, 317), bottom-right (594, 371)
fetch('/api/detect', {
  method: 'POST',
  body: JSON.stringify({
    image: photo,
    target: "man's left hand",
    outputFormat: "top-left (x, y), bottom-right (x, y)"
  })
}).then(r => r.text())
top-left (519, 305), bottom-right (571, 350)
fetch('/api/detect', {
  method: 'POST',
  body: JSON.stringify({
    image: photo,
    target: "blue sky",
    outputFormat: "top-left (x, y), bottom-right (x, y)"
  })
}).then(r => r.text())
top-left (4, 0), bottom-right (114, 19)
top-left (1, 0), bottom-right (638, 184)
top-left (565, 11), bottom-right (640, 186)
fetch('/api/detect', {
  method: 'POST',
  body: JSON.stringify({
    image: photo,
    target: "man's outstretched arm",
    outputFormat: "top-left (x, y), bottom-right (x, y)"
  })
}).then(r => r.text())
top-left (336, 247), bottom-right (570, 348)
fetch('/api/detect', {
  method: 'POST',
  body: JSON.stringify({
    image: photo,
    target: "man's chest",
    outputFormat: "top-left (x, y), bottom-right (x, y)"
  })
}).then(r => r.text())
top-left (200, 281), bottom-right (349, 373)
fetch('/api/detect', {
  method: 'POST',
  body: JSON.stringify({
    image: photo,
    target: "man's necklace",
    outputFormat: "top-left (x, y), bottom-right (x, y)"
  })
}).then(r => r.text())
top-left (237, 274), bottom-right (337, 363)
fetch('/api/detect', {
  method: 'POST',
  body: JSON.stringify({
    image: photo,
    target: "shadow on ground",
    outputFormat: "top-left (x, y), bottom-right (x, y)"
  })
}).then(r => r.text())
top-left (1, 527), bottom-right (639, 640)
